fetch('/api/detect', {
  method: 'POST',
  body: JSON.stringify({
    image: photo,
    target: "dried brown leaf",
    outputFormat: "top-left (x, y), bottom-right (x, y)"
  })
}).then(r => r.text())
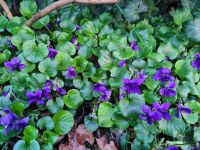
top-left (96, 135), bottom-right (107, 150)
top-left (103, 141), bottom-right (118, 150)
top-left (96, 135), bottom-right (118, 150)
top-left (75, 124), bottom-right (95, 145)
top-left (59, 124), bottom-right (94, 150)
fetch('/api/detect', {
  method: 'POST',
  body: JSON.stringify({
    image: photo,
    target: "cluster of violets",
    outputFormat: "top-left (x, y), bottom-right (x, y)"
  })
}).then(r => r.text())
top-left (139, 68), bottom-right (191, 125)
top-left (192, 53), bottom-right (200, 70)
top-left (0, 108), bottom-right (28, 134)
top-left (47, 47), bottom-right (57, 58)
top-left (140, 101), bottom-right (191, 125)
top-left (26, 80), bottom-right (67, 105)
top-left (93, 83), bottom-right (112, 102)
top-left (153, 68), bottom-right (176, 97)
top-left (140, 102), bottom-right (171, 125)
top-left (122, 70), bottom-right (147, 95)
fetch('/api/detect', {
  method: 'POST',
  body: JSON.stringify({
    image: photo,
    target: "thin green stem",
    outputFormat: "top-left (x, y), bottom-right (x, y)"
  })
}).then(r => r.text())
top-left (115, 4), bottom-right (128, 21)
top-left (45, 25), bottom-right (51, 34)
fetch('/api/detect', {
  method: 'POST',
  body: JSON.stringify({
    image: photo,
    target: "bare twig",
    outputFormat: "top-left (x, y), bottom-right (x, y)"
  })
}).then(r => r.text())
top-left (24, 0), bottom-right (118, 27)
top-left (0, 0), bottom-right (13, 19)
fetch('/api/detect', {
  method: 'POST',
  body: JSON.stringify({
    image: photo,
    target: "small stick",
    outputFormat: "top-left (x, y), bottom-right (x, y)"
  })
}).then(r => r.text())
top-left (24, 0), bottom-right (118, 27)
top-left (0, 0), bottom-right (13, 19)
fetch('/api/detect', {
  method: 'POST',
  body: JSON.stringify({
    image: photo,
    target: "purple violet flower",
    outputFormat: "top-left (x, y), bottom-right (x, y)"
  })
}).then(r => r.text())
top-left (14, 117), bottom-right (29, 131)
top-left (45, 80), bottom-right (54, 88)
top-left (93, 83), bottom-right (107, 93)
top-left (119, 88), bottom-right (126, 100)
top-left (136, 70), bottom-right (148, 84)
top-left (56, 86), bottom-right (67, 96)
top-left (76, 25), bottom-right (81, 30)
top-left (0, 108), bottom-right (17, 127)
top-left (26, 90), bottom-right (44, 105)
top-left (122, 78), bottom-right (142, 94)
top-left (153, 68), bottom-right (174, 82)
top-left (167, 146), bottom-right (179, 150)
top-left (130, 41), bottom-right (139, 51)
top-left (118, 60), bottom-right (126, 67)
top-left (177, 102), bottom-right (192, 118)
top-left (48, 47), bottom-right (57, 58)
top-left (66, 67), bottom-right (76, 79)
top-left (43, 80), bottom-right (54, 99)
top-left (7, 38), bottom-right (15, 49)
top-left (71, 37), bottom-right (78, 45)
top-left (77, 44), bottom-right (81, 50)
top-left (122, 71), bottom-right (147, 94)
top-left (98, 90), bottom-right (112, 102)
top-left (159, 81), bottom-right (176, 97)
top-left (139, 105), bottom-right (162, 125)
top-left (152, 102), bottom-right (171, 121)
top-left (93, 83), bottom-right (112, 101)
top-left (0, 108), bottom-right (28, 134)
top-left (4, 57), bottom-right (25, 72)
top-left (43, 86), bottom-right (51, 99)
top-left (192, 54), bottom-right (200, 70)
top-left (2, 92), bottom-right (7, 97)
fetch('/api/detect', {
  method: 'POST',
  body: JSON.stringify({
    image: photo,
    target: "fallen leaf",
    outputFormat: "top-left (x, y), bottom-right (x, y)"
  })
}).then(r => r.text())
top-left (59, 124), bottom-right (94, 150)
top-left (75, 124), bottom-right (94, 145)
top-left (96, 135), bottom-right (118, 150)
top-left (104, 141), bottom-right (118, 150)
top-left (96, 135), bottom-right (107, 150)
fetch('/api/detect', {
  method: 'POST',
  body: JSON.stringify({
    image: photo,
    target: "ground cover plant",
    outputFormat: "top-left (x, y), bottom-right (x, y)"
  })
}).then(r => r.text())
top-left (0, 0), bottom-right (200, 149)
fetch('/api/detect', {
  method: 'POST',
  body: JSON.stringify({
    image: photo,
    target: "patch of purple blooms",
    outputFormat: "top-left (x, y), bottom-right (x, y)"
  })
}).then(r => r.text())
top-left (119, 88), bottom-right (126, 100)
top-left (43, 86), bottom-right (51, 99)
top-left (77, 44), bottom-right (81, 50)
top-left (43, 80), bottom-right (67, 99)
top-left (71, 37), bottom-right (78, 45)
top-left (130, 41), bottom-right (139, 51)
top-left (71, 36), bottom-right (81, 50)
top-left (122, 70), bottom-right (147, 94)
top-left (153, 68), bottom-right (174, 82)
top-left (192, 54), bottom-right (200, 70)
top-left (56, 86), bottom-right (67, 96)
top-left (66, 67), bottom-right (76, 79)
top-left (122, 78), bottom-right (142, 94)
top-left (48, 47), bottom-right (57, 58)
top-left (7, 38), bottom-right (15, 49)
top-left (140, 102), bottom-right (171, 125)
top-left (93, 83), bottom-right (112, 102)
top-left (154, 68), bottom-right (176, 97)
top-left (159, 81), bottom-right (176, 97)
top-left (26, 90), bottom-right (44, 105)
top-left (76, 25), bottom-right (81, 30)
top-left (167, 146), bottom-right (179, 150)
top-left (152, 102), bottom-right (171, 121)
top-left (118, 60), bottom-right (126, 67)
top-left (0, 108), bottom-right (29, 135)
top-left (177, 102), bottom-right (192, 118)
top-left (4, 57), bottom-right (25, 72)
top-left (139, 105), bottom-right (161, 125)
